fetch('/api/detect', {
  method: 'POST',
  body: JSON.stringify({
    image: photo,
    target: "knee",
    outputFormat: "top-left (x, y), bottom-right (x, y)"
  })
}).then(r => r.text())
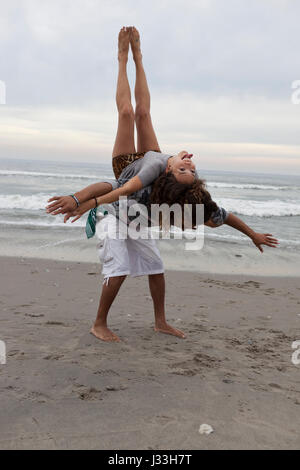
top-left (135, 105), bottom-right (150, 121)
top-left (119, 105), bottom-right (134, 120)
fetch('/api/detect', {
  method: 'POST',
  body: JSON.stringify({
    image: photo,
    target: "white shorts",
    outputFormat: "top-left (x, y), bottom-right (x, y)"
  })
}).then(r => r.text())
top-left (96, 214), bottom-right (164, 282)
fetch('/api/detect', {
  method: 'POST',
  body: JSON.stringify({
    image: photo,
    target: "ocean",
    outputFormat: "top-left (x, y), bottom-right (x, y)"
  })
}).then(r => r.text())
top-left (0, 157), bottom-right (299, 276)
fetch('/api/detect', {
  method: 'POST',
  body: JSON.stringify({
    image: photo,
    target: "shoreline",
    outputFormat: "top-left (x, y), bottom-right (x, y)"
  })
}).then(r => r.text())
top-left (1, 256), bottom-right (300, 449)
top-left (1, 252), bottom-right (299, 278)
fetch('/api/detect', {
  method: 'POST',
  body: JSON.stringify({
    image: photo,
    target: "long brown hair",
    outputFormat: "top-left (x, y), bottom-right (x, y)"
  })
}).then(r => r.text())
top-left (149, 173), bottom-right (218, 228)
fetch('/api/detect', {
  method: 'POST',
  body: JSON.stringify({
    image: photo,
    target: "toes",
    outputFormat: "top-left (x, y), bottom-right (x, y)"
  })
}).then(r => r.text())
top-left (154, 326), bottom-right (186, 339)
top-left (171, 328), bottom-right (185, 338)
top-left (110, 333), bottom-right (120, 342)
top-left (177, 331), bottom-right (186, 339)
top-left (90, 327), bottom-right (120, 342)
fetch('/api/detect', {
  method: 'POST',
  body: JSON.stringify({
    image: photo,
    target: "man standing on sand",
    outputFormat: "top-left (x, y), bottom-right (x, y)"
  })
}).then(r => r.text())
top-left (46, 26), bottom-right (278, 342)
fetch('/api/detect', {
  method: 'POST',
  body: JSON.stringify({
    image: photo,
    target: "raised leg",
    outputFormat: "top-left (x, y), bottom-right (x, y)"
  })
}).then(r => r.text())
top-left (91, 275), bottom-right (127, 342)
top-left (148, 273), bottom-right (185, 338)
top-left (112, 27), bottom-right (136, 158)
top-left (130, 27), bottom-right (161, 153)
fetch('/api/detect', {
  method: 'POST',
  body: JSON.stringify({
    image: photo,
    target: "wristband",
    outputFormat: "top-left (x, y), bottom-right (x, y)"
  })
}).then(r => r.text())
top-left (69, 194), bottom-right (80, 208)
top-left (94, 197), bottom-right (98, 208)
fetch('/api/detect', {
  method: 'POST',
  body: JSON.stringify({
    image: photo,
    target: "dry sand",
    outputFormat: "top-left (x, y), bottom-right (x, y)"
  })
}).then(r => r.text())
top-left (0, 256), bottom-right (300, 450)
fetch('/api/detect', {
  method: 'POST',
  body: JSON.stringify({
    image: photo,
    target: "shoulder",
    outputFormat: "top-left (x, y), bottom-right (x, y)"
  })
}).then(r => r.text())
top-left (144, 151), bottom-right (171, 166)
top-left (144, 150), bottom-right (171, 158)
top-left (144, 151), bottom-right (160, 161)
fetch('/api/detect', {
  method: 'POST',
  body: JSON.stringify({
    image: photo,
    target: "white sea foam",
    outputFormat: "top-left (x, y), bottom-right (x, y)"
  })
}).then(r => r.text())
top-left (215, 197), bottom-right (300, 217)
top-left (0, 169), bottom-right (114, 181)
top-left (2, 170), bottom-right (296, 191)
top-left (0, 218), bottom-right (85, 228)
top-left (0, 194), bottom-right (55, 210)
top-left (1, 193), bottom-right (299, 218)
top-left (0, 159), bottom-right (298, 269)
top-left (0, 216), bottom-right (299, 250)
top-left (207, 182), bottom-right (295, 191)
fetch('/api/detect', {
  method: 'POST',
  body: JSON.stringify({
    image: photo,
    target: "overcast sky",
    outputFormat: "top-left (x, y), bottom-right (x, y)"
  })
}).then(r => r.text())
top-left (0, 0), bottom-right (299, 174)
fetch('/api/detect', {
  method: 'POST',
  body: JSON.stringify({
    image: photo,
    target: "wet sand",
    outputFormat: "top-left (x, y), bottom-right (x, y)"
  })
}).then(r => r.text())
top-left (0, 256), bottom-right (299, 449)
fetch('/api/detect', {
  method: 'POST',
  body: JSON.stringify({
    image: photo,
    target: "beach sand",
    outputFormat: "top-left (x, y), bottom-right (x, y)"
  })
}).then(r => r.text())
top-left (0, 256), bottom-right (299, 450)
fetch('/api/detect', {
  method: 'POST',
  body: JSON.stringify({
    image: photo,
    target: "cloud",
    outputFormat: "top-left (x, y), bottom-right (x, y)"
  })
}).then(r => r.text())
top-left (0, 0), bottom-right (299, 173)
top-left (1, 0), bottom-right (300, 105)
top-left (1, 92), bottom-right (299, 173)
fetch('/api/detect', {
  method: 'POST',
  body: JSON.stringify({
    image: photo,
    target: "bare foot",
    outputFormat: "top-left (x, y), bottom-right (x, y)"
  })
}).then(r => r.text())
top-left (130, 26), bottom-right (142, 61)
top-left (90, 325), bottom-right (120, 342)
top-left (118, 26), bottom-right (130, 62)
top-left (154, 322), bottom-right (186, 339)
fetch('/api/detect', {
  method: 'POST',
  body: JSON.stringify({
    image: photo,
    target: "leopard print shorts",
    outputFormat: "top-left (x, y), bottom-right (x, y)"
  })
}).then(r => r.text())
top-left (112, 150), bottom-right (160, 179)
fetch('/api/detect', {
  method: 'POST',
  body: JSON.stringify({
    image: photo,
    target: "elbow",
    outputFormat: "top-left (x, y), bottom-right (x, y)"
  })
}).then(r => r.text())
top-left (205, 220), bottom-right (218, 228)
top-left (224, 212), bottom-right (233, 225)
top-left (120, 183), bottom-right (137, 197)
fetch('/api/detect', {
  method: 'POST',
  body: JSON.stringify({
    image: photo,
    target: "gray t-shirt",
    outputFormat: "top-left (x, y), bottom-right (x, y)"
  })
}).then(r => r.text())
top-left (105, 151), bottom-right (171, 224)
top-left (109, 151), bottom-right (172, 190)
top-left (104, 150), bottom-right (228, 226)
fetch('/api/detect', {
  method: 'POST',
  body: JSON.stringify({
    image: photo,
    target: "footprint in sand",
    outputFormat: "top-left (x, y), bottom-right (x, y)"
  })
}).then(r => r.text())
top-left (25, 313), bottom-right (44, 318)
top-left (24, 390), bottom-right (50, 403)
top-left (43, 354), bottom-right (64, 360)
top-left (76, 387), bottom-right (102, 401)
top-left (105, 385), bottom-right (127, 391)
top-left (93, 369), bottom-right (120, 376)
top-left (268, 383), bottom-right (283, 390)
top-left (193, 353), bottom-right (221, 368)
top-left (149, 415), bottom-right (175, 425)
top-left (8, 350), bottom-right (25, 359)
top-left (171, 368), bottom-right (197, 376)
top-left (244, 281), bottom-right (262, 288)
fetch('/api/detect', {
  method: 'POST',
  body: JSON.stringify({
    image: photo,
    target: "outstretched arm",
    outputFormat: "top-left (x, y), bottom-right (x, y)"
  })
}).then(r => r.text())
top-left (46, 182), bottom-right (113, 215)
top-left (206, 212), bottom-right (279, 253)
top-left (62, 175), bottom-right (144, 223)
top-left (95, 176), bottom-right (143, 206)
top-left (46, 176), bottom-right (143, 216)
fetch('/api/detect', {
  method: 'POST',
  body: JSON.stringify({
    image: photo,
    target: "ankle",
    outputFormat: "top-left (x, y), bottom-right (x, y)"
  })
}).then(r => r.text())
top-left (94, 319), bottom-right (107, 328)
top-left (155, 317), bottom-right (167, 327)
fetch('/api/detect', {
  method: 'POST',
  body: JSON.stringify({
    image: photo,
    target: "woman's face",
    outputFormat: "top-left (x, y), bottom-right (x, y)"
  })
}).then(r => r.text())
top-left (166, 150), bottom-right (196, 184)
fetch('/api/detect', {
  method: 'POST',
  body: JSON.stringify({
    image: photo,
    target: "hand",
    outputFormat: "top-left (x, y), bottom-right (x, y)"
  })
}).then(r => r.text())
top-left (63, 199), bottom-right (94, 223)
top-left (46, 195), bottom-right (77, 215)
top-left (251, 233), bottom-right (279, 253)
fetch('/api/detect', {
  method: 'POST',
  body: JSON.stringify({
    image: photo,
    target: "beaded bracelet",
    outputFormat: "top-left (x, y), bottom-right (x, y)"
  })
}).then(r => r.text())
top-left (69, 194), bottom-right (80, 208)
